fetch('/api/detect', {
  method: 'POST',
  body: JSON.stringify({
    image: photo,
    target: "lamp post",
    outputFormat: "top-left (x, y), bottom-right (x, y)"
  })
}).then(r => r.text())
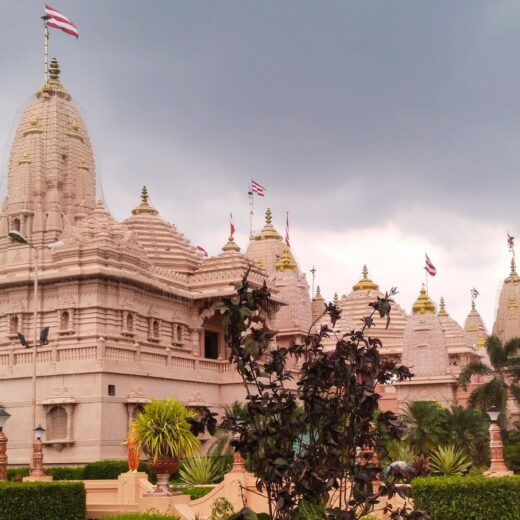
top-left (30, 425), bottom-right (46, 478)
top-left (0, 408), bottom-right (11, 481)
top-left (485, 406), bottom-right (513, 477)
top-left (8, 230), bottom-right (39, 442)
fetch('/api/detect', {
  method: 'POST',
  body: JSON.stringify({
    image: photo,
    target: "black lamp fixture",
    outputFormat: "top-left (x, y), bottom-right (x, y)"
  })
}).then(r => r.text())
top-left (34, 425), bottom-right (45, 442)
top-left (487, 405), bottom-right (500, 423)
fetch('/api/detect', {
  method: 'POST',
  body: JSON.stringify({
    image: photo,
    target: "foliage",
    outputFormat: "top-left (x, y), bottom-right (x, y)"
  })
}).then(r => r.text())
top-left (131, 399), bottom-right (201, 462)
top-left (402, 401), bottom-right (446, 454)
top-left (412, 475), bottom-right (520, 520)
top-left (172, 486), bottom-right (214, 499)
top-left (219, 273), bottom-right (423, 519)
top-left (209, 497), bottom-right (236, 520)
top-left (385, 440), bottom-right (416, 465)
top-left (209, 401), bottom-right (249, 458)
top-left (458, 335), bottom-right (520, 424)
top-left (83, 460), bottom-right (150, 480)
top-left (0, 481), bottom-right (86, 520)
top-left (47, 466), bottom-right (85, 480)
top-left (178, 456), bottom-right (230, 484)
top-left (428, 445), bottom-right (471, 476)
top-left (293, 500), bottom-right (328, 519)
top-left (105, 513), bottom-right (181, 520)
top-left (6, 467), bottom-right (30, 481)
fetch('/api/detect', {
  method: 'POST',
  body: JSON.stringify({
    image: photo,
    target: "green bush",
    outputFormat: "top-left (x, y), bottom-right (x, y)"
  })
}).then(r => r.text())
top-left (412, 475), bottom-right (520, 520)
top-left (47, 466), bottom-right (85, 480)
top-left (6, 467), bottom-right (30, 481)
top-left (103, 515), bottom-right (180, 520)
top-left (83, 460), bottom-right (150, 480)
top-left (173, 486), bottom-right (213, 499)
top-left (0, 481), bottom-right (86, 520)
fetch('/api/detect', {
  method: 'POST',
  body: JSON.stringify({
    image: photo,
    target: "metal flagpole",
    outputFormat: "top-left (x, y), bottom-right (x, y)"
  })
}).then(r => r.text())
top-left (43, 14), bottom-right (49, 82)
top-left (310, 265), bottom-right (316, 297)
top-left (248, 182), bottom-right (254, 238)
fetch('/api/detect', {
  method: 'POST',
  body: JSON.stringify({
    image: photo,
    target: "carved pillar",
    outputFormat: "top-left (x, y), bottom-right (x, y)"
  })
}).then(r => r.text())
top-left (30, 440), bottom-right (45, 477)
top-left (486, 422), bottom-right (513, 476)
top-left (0, 431), bottom-right (7, 481)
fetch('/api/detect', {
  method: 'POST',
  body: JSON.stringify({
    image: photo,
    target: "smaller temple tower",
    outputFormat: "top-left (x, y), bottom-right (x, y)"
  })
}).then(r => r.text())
top-left (397, 287), bottom-right (457, 409)
top-left (493, 257), bottom-right (520, 343)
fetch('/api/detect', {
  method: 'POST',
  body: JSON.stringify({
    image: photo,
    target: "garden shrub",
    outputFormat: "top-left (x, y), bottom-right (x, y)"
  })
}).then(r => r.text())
top-left (83, 460), bottom-right (150, 480)
top-left (6, 467), bottom-right (29, 481)
top-left (103, 515), bottom-right (180, 520)
top-left (412, 475), bottom-right (520, 520)
top-left (0, 481), bottom-right (86, 520)
top-left (47, 466), bottom-right (85, 480)
top-left (103, 515), bottom-right (180, 519)
top-left (172, 486), bottom-right (213, 499)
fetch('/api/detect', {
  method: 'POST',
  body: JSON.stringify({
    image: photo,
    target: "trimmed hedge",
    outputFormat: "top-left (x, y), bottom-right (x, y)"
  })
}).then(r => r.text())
top-left (103, 515), bottom-right (180, 519)
top-left (0, 481), bottom-right (86, 520)
top-left (47, 466), bottom-right (85, 480)
top-left (412, 475), bottom-right (520, 520)
top-left (83, 460), bottom-right (150, 480)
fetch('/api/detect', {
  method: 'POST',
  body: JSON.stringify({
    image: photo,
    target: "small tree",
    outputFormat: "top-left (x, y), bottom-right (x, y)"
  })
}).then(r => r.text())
top-left (219, 273), bottom-right (425, 520)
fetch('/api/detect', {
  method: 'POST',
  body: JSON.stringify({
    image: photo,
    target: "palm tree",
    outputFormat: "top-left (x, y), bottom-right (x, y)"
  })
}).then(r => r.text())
top-left (402, 401), bottom-right (447, 454)
top-left (458, 335), bottom-right (520, 419)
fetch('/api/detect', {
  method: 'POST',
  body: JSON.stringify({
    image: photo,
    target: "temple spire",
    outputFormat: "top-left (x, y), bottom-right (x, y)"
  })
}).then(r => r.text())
top-left (438, 296), bottom-right (449, 317)
top-left (222, 235), bottom-right (240, 252)
top-left (352, 264), bottom-right (379, 292)
top-left (253, 208), bottom-right (282, 241)
top-left (412, 286), bottom-right (436, 315)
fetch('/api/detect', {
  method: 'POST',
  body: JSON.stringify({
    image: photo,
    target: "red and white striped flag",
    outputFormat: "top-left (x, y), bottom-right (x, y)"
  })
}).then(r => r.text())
top-left (230, 213), bottom-right (236, 237)
top-left (44, 5), bottom-right (79, 39)
top-left (251, 180), bottom-right (265, 197)
top-left (471, 287), bottom-right (479, 299)
top-left (508, 232), bottom-right (515, 251)
top-left (424, 253), bottom-right (436, 276)
top-left (196, 245), bottom-right (208, 257)
top-left (285, 211), bottom-right (290, 248)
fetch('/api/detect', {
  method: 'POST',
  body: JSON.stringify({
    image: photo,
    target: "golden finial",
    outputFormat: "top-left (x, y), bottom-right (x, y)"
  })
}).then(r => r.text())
top-left (438, 296), bottom-right (448, 317)
top-left (333, 292), bottom-right (340, 306)
top-left (253, 208), bottom-right (282, 241)
top-left (275, 247), bottom-right (297, 272)
top-left (412, 286), bottom-right (436, 315)
top-left (316, 285), bottom-right (321, 297)
top-left (352, 265), bottom-right (379, 292)
top-left (222, 235), bottom-right (240, 252)
top-left (131, 186), bottom-right (158, 215)
top-left (49, 58), bottom-right (60, 81)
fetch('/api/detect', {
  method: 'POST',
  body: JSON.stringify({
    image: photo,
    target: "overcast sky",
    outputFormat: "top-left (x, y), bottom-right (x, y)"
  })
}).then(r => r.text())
top-left (1, 1), bottom-right (519, 330)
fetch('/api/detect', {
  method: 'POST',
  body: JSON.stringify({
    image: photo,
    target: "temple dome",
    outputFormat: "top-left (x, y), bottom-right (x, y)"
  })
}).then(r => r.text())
top-left (412, 287), bottom-right (436, 315)
top-left (1, 58), bottom-right (96, 246)
top-left (245, 209), bottom-right (297, 274)
top-left (464, 300), bottom-right (487, 349)
top-left (123, 186), bottom-right (202, 274)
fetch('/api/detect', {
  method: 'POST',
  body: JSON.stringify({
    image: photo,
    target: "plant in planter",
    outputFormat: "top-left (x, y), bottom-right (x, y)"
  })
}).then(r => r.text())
top-left (131, 399), bottom-right (201, 496)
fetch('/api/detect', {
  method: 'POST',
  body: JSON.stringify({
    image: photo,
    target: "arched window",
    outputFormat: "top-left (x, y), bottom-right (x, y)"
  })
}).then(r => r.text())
top-left (153, 320), bottom-right (160, 338)
top-left (60, 311), bottom-right (70, 330)
top-left (9, 315), bottom-right (19, 335)
top-left (127, 313), bottom-right (134, 332)
top-left (11, 218), bottom-right (21, 233)
top-left (132, 405), bottom-right (145, 422)
top-left (47, 406), bottom-right (68, 440)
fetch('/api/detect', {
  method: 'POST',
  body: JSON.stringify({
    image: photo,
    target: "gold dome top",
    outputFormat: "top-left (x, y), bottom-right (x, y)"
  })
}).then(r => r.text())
top-left (412, 287), bottom-right (436, 315)
top-left (438, 296), bottom-right (449, 317)
top-left (253, 208), bottom-right (283, 241)
top-left (37, 58), bottom-right (71, 101)
top-left (132, 186), bottom-right (158, 216)
top-left (222, 235), bottom-right (240, 252)
top-left (275, 247), bottom-right (297, 272)
top-left (352, 265), bottom-right (379, 292)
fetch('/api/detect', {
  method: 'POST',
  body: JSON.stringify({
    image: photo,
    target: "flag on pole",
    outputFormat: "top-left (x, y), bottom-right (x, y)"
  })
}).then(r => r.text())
top-left (45, 5), bottom-right (79, 39)
top-left (230, 213), bottom-right (236, 237)
top-left (196, 245), bottom-right (208, 257)
top-left (425, 254), bottom-right (437, 276)
top-left (251, 180), bottom-right (265, 197)
top-left (285, 212), bottom-right (290, 248)
top-left (471, 287), bottom-right (479, 299)
top-left (508, 232), bottom-right (515, 251)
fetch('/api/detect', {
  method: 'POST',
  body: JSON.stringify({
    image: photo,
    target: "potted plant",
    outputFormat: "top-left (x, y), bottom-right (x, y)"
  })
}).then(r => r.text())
top-left (131, 399), bottom-right (201, 496)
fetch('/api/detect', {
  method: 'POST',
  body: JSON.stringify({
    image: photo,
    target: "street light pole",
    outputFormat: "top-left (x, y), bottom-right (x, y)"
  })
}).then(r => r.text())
top-left (31, 246), bottom-right (39, 436)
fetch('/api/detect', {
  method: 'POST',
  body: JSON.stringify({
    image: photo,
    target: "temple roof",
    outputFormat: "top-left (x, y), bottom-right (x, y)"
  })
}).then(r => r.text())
top-left (493, 254), bottom-right (520, 342)
top-left (123, 187), bottom-right (202, 274)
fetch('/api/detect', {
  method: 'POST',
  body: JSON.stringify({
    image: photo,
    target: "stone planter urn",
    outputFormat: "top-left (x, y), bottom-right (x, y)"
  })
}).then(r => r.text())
top-left (147, 458), bottom-right (179, 496)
